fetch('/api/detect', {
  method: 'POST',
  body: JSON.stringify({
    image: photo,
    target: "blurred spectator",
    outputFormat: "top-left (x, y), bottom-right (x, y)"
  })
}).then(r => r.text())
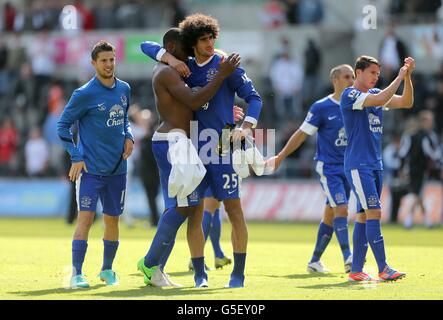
top-left (138, 108), bottom-right (161, 227)
top-left (93, 0), bottom-right (116, 29)
top-left (13, 0), bottom-right (34, 32)
top-left (383, 134), bottom-right (409, 223)
top-left (432, 79), bottom-right (443, 134)
top-left (269, 44), bottom-right (304, 121)
top-left (140, 0), bottom-right (169, 28)
top-left (415, 0), bottom-right (442, 16)
top-left (390, 0), bottom-right (442, 20)
top-left (303, 38), bottom-right (322, 109)
top-left (43, 81), bottom-right (66, 176)
top-left (3, 2), bottom-right (16, 31)
top-left (298, 0), bottom-right (323, 24)
top-left (29, 29), bottom-right (56, 120)
top-left (0, 39), bottom-right (9, 97)
top-left (29, 0), bottom-right (54, 31)
top-left (390, 0), bottom-right (406, 15)
top-left (0, 117), bottom-right (19, 176)
top-left (24, 127), bottom-right (49, 177)
top-left (115, 0), bottom-right (142, 29)
top-left (261, 0), bottom-right (286, 29)
top-left (379, 23), bottom-right (408, 84)
top-left (424, 29), bottom-right (443, 60)
top-left (6, 32), bottom-right (28, 89)
top-left (399, 110), bottom-right (442, 228)
top-left (121, 104), bottom-right (149, 228)
top-left (282, 0), bottom-right (300, 25)
top-left (170, 0), bottom-right (187, 27)
top-left (74, 0), bottom-right (96, 30)
top-left (12, 63), bottom-right (34, 115)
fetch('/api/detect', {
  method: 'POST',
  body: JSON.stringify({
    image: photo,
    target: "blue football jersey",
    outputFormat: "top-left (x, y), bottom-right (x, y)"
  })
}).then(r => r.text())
top-left (340, 87), bottom-right (384, 171)
top-left (300, 95), bottom-right (347, 165)
top-left (187, 54), bottom-right (262, 134)
top-left (57, 77), bottom-right (134, 176)
top-left (139, 42), bottom-right (262, 132)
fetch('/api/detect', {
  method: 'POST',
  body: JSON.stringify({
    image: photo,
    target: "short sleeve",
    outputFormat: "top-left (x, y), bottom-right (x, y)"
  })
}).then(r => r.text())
top-left (341, 87), bottom-right (368, 111)
top-left (300, 104), bottom-right (321, 135)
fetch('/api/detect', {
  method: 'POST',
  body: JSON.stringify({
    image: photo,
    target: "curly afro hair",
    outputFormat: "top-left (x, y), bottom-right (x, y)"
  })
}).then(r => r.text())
top-left (178, 13), bottom-right (220, 57)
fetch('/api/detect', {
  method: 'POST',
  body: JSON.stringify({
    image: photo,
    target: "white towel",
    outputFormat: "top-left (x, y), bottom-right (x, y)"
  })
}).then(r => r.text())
top-left (167, 134), bottom-right (206, 199)
top-left (232, 136), bottom-right (265, 178)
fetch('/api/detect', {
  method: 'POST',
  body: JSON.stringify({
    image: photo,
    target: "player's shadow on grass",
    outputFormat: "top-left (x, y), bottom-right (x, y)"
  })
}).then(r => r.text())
top-left (88, 286), bottom-right (226, 298)
top-left (9, 284), bottom-right (104, 297)
top-left (266, 273), bottom-right (339, 280)
top-left (298, 281), bottom-right (374, 290)
top-left (129, 270), bottom-right (192, 278)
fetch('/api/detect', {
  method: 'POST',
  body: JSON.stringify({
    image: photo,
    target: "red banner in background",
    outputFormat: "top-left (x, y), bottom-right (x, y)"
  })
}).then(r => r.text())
top-left (238, 180), bottom-right (443, 224)
top-left (54, 35), bottom-right (125, 65)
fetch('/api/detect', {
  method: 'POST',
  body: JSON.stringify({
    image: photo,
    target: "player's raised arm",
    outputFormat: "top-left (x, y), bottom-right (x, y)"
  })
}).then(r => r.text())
top-left (159, 53), bottom-right (240, 111)
top-left (362, 65), bottom-right (408, 108)
top-left (385, 57), bottom-right (415, 109)
top-left (140, 41), bottom-right (191, 77)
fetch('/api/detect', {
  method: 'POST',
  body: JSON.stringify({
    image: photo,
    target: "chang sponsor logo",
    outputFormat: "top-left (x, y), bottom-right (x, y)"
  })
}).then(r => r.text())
top-left (107, 104), bottom-right (124, 127)
top-left (335, 127), bottom-right (348, 147)
top-left (368, 113), bottom-right (382, 133)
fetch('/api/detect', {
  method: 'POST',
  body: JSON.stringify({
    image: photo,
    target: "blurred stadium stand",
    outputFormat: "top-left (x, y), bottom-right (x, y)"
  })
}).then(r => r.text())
top-left (0, 0), bottom-right (442, 223)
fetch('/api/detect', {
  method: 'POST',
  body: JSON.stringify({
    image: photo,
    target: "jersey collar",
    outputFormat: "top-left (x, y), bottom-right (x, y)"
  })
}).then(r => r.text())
top-left (195, 54), bottom-right (215, 67)
top-left (328, 94), bottom-right (340, 106)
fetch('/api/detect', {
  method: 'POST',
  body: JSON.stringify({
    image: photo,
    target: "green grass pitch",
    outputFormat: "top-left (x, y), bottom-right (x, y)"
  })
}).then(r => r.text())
top-left (1, 218), bottom-right (442, 300)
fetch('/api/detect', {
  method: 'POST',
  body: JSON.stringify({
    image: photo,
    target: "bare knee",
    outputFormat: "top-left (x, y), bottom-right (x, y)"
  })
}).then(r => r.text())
top-left (74, 211), bottom-right (95, 239)
top-left (322, 205), bottom-right (334, 226)
top-left (103, 214), bottom-right (119, 229)
top-left (204, 197), bottom-right (221, 214)
top-left (333, 205), bottom-right (348, 218)
top-left (355, 212), bottom-right (366, 224)
top-left (224, 199), bottom-right (245, 224)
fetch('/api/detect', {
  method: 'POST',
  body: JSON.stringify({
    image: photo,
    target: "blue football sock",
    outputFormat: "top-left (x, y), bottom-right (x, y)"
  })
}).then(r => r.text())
top-left (159, 240), bottom-right (175, 271)
top-left (191, 257), bottom-right (208, 281)
top-left (72, 240), bottom-right (88, 275)
top-left (102, 239), bottom-right (119, 271)
top-left (209, 209), bottom-right (225, 258)
top-left (310, 222), bottom-right (333, 263)
top-left (144, 207), bottom-right (186, 268)
top-left (366, 219), bottom-right (387, 273)
top-left (231, 252), bottom-right (246, 280)
top-left (333, 217), bottom-right (351, 261)
top-left (202, 210), bottom-right (212, 241)
top-left (351, 222), bottom-right (368, 273)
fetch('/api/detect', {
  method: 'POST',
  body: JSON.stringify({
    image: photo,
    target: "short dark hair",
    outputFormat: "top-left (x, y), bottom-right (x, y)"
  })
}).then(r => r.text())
top-left (163, 28), bottom-right (182, 47)
top-left (354, 55), bottom-right (380, 72)
top-left (91, 40), bottom-right (115, 61)
top-left (179, 13), bottom-right (220, 57)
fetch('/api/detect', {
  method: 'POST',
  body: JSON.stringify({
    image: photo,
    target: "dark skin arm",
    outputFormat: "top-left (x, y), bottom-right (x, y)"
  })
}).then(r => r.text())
top-left (158, 53), bottom-right (241, 111)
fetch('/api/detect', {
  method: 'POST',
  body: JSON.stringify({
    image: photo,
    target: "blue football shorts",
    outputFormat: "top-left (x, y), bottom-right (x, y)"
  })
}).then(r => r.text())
top-left (345, 168), bottom-right (383, 211)
top-left (315, 161), bottom-right (350, 207)
top-left (76, 172), bottom-right (127, 216)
